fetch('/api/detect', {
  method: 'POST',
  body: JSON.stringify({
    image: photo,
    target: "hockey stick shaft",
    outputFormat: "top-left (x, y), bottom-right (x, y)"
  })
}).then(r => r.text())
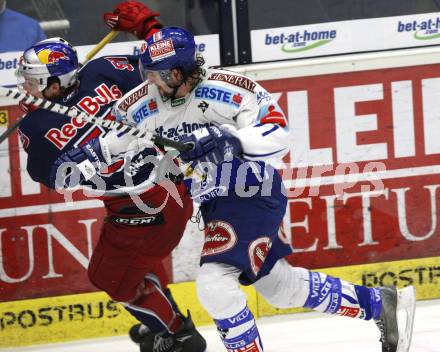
top-left (0, 86), bottom-right (190, 152)
top-left (0, 114), bottom-right (25, 145)
top-left (0, 30), bottom-right (120, 145)
top-left (83, 30), bottom-right (119, 65)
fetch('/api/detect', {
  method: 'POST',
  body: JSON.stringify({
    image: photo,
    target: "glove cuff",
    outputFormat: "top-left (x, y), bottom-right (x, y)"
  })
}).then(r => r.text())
top-left (81, 140), bottom-right (106, 171)
top-left (98, 136), bottom-right (113, 165)
top-left (138, 17), bottom-right (162, 39)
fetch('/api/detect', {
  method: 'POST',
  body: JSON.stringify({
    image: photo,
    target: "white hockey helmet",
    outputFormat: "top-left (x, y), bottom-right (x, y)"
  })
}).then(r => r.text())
top-left (16, 37), bottom-right (79, 92)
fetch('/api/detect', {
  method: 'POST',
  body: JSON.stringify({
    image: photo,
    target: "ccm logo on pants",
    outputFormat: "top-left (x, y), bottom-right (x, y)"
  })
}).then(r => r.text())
top-left (112, 215), bottom-right (163, 226)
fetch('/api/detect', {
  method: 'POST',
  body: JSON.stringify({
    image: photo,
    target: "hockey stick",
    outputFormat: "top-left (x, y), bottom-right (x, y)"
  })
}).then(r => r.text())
top-left (0, 30), bottom-right (120, 145)
top-left (0, 114), bottom-right (26, 144)
top-left (82, 30), bottom-right (119, 66)
top-left (0, 86), bottom-right (191, 152)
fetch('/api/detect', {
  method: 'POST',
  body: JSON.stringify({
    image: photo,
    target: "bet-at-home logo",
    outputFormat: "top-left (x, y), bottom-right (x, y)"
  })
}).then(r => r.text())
top-left (265, 28), bottom-right (337, 53)
top-left (397, 17), bottom-right (440, 40)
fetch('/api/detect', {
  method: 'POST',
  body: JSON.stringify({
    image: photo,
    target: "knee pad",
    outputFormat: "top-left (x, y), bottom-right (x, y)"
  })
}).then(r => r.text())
top-left (196, 263), bottom-right (247, 319)
top-left (254, 259), bottom-right (309, 309)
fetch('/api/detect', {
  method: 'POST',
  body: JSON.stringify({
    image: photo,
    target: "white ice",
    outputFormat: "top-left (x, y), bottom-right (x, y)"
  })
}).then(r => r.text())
top-left (3, 299), bottom-right (439, 352)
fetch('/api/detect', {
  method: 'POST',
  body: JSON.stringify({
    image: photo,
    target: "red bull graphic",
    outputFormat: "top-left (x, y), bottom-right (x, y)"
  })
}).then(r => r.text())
top-left (37, 49), bottom-right (68, 64)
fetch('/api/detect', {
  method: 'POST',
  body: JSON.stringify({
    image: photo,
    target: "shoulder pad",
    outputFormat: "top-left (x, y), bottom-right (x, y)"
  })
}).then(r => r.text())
top-left (206, 70), bottom-right (257, 93)
top-left (113, 82), bottom-right (150, 121)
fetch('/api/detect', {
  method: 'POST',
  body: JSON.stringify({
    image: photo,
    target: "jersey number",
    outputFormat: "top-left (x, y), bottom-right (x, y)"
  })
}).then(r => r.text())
top-left (255, 123), bottom-right (280, 136)
top-left (105, 57), bottom-right (135, 71)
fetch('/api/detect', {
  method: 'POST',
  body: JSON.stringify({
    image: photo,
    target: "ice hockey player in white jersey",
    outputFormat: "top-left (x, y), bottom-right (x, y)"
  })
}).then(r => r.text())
top-left (114, 27), bottom-right (416, 352)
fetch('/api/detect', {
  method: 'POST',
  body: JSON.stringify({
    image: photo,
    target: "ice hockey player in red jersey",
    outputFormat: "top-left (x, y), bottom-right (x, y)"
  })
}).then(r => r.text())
top-left (15, 3), bottom-right (206, 352)
top-left (115, 26), bottom-right (417, 352)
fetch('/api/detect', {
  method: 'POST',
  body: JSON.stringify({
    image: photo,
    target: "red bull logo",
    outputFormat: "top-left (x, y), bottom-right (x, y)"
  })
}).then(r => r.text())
top-left (37, 49), bottom-right (68, 64)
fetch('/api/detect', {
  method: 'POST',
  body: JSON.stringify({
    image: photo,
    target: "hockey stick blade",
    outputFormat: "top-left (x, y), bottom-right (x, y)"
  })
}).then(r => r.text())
top-left (0, 86), bottom-right (189, 151)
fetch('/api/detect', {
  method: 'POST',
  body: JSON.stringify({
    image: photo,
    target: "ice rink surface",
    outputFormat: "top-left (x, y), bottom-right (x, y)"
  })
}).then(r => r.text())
top-left (4, 299), bottom-right (439, 352)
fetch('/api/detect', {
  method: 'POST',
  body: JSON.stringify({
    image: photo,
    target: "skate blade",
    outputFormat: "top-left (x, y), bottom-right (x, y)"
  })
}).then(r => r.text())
top-left (396, 286), bottom-right (416, 352)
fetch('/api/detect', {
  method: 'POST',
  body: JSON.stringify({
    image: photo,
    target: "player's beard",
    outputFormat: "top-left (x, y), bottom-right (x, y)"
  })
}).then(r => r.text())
top-left (157, 82), bottom-right (177, 98)
top-left (147, 70), bottom-right (184, 99)
top-left (155, 78), bottom-right (182, 99)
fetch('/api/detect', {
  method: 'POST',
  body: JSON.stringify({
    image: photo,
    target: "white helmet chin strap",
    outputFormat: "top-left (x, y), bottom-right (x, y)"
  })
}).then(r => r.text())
top-left (15, 63), bottom-right (49, 93)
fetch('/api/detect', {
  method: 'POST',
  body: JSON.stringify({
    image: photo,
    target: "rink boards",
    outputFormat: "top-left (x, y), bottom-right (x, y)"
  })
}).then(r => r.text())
top-left (0, 255), bottom-right (439, 347)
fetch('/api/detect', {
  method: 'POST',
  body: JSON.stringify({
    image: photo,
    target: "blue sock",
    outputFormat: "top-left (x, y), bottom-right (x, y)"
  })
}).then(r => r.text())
top-left (303, 271), bottom-right (382, 320)
top-left (214, 306), bottom-right (263, 351)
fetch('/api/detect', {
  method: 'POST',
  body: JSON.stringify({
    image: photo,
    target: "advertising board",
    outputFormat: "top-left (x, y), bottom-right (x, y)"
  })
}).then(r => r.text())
top-left (252, 12), bottom-right (440, 62)
top-left (259, 64), bottom-right (440, 269)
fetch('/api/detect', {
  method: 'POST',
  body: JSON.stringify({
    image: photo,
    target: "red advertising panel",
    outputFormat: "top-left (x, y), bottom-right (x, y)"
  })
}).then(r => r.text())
top-left (261, 64), bottom-right (440, 269)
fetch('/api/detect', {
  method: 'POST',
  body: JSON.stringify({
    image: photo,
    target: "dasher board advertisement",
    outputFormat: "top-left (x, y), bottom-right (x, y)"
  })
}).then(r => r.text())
top-left (252, 12), bottom-right (440, 62)
top-left (265, 64), bottom-right (440, 269)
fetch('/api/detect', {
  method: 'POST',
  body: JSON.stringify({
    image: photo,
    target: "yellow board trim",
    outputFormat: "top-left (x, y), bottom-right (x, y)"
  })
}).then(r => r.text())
top-left (1, 256), bottom-right (439, 348)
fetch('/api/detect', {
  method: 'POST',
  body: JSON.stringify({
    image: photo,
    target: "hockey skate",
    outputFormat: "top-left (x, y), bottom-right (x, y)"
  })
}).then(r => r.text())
top-left (129, 323), bottom-right (152, 344)
top-left (131, 311), bottom-right (207, 352)
top-left (374, 286), bottom-right (416, 352)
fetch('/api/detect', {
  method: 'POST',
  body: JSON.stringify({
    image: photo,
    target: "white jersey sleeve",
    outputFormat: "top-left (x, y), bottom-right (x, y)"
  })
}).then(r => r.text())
top-left (235, 85), bottom-right (288, 162)
top-left (202, 70), bottom-right (289, 162)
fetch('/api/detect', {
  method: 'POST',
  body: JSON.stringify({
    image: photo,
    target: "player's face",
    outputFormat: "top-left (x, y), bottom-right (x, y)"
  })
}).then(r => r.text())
top-left (19, 77), bottom-right (44, 99)
top-left (19, 77), bottom-right (62, 100)
top-left (145, 69), bottom-right (184, 98)
top-left (146, 71), bottom-right (175, 97)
